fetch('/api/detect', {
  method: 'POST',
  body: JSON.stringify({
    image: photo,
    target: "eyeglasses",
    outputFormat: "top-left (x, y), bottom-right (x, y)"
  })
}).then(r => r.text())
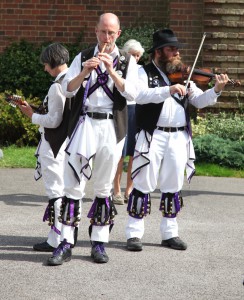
top-left (98, 30), bottom-right (120, 37)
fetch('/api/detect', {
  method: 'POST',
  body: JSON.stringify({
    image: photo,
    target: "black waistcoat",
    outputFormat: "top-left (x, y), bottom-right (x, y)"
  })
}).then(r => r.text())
top-left (135, 62), bottom-right (168, 135)
top-left (44, 75), bottom-right (73, 158)
top-left (68, 47), bottom-right (130, 143)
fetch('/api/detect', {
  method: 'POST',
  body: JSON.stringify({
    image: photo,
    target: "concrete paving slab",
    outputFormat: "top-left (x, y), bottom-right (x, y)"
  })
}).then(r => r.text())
top-left (0, 168), bottom-right (243, 300)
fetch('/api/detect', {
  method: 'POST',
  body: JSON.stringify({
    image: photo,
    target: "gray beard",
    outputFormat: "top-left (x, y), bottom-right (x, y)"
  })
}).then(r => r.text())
top-left (157, 57), bottom-right (184, 75)
top-left (165, 58), bottom-right (185, 74)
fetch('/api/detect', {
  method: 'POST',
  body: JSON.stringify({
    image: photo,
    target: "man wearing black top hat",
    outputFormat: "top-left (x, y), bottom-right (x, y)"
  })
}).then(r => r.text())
top-left (125, 29), bottom-right (229, 251)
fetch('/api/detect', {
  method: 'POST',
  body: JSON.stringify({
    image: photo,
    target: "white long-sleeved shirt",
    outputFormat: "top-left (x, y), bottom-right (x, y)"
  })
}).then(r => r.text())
top-left (62, 45), bottom-right (138, 114)
top-left (136, 61), bottom-right (220, 127)
top-left (32, 69), bottom-right (68, 133)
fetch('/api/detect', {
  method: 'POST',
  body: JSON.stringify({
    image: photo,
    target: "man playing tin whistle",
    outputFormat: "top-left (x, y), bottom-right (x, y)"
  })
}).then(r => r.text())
top-left (48, 12), bottom-right (138, 266)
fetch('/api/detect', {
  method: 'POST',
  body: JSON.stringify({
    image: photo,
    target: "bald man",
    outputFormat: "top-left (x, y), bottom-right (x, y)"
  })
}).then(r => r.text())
top-left (46, 13), bottom-right (138, 265)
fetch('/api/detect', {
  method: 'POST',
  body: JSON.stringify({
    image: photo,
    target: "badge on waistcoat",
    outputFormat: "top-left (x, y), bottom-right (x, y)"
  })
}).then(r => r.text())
top-left (116, 70), bottom-right (123, 77)
top-left (117, 55), bottom-right (128, 77)
top-left (149, 76), bottom-right (160, 87)
top-left (119, 56), bottom-right (125, 63)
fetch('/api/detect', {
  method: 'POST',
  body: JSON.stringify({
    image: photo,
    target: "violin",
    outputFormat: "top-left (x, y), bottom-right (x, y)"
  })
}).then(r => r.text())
top-left (170, 32), bottom-right (241, 111)
top-left (168, 65), bottom-right (241, 87)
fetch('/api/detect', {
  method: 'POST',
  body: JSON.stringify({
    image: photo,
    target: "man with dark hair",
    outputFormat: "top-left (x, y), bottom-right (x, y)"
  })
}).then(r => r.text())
top-left (125, 29), bottom-right (229, 251)
top-left (49, 12), bottom-right (138, 265)
top-left (18, 43), bottom-right (73, 257)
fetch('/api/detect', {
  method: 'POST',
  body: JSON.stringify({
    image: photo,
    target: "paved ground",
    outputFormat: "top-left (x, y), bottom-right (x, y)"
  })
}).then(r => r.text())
top-left (0, 168), bottom-right (243, 300)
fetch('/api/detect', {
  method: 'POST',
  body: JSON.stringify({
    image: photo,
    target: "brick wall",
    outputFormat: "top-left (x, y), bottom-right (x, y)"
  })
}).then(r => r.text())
top-left (203, 0), bottom-right (244, 109)
top-left (169, 0), bottom-right (205, 65)
top-left (168, 0), bottom-right (243, 110)
top-left (0, 0), bottom-right (243, 110)
top-left (0, 0), bottom-right (169, 53)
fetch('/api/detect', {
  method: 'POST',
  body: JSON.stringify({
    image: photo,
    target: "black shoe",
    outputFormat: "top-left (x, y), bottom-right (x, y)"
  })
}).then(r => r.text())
top-left (91, 242), bottom-right (109, 263)
top-left (127, 237), bottom-right (143, 251)
top-left (33, 241), bottom-right (55, 252)
top-left (161, 237), bottom-right (187, 250)
top-left (47, 248), bottom-right (72, 266)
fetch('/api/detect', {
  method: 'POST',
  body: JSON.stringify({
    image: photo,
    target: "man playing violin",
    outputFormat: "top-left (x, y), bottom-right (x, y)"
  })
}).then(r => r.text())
top-left (125, 29), bottom-right (229, 251)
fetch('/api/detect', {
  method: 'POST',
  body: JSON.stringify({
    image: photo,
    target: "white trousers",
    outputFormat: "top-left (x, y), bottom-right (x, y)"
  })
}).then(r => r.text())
top-left (39, 135), bottom-right (66, 199)
top-left (64, 118), bottom-right (125, 243)
top-left (125, 216), bottom-right (178, 241)
top-left (126, 129), bottom-right (188, 241)
top-left (39, 136), bottom-right (67, 247)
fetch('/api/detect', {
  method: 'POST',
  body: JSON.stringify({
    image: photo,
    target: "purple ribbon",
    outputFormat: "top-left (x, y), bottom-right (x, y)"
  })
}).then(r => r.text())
top-left (83, 76), bottom-right (91, 105)
top-left (105, 196), bottom-right (110, 221)
top-left (69, 199), bottom-right (74, 218)
top-left (87, 56), bottom-right (118, 101)
top-left (87, 198), bottom-right (97, 219)
top-left (42, 204), bottom-right (61, 235)
top-left (174, 192), bottom-right (180, 212)
top-left (51, 225), bottom-right (61, 235)
top-left (97, 73), bottom-right (109, 85)
top-left (43, 204), bottom-right (49, 222)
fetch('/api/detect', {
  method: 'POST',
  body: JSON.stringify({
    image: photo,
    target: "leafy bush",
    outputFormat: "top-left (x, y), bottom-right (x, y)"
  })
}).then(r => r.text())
top-left (0, 91), bottom-right (40, 146)
top-left (117, 23), bottom-right (159, 64)
top-left (193, 134), bottom-right (244, 169)
top-left (191, 116), bottom-right (208, 137)
top-left (192, 113), bottom-right (244, 141)
top-left (0, 39), bottom-right (85, 100)
top-left (204, 112), bottom-right (244, 141)
top-left (0, 40), bottom-right (50, 100)
top-left (0, 36), bottom-right (86, 146)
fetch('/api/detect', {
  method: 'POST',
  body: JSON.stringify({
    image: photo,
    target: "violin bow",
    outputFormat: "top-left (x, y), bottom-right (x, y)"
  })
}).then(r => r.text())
top-left (182, 32), bottom-right (207, 109)
top-left (185, 32), bottom-right (207, 89)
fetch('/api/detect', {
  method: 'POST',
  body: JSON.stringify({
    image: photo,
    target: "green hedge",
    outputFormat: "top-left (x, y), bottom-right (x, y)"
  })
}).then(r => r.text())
top-left (0, 40), bottom-right (84, 100)
top-left (117, 23), bottom-right (158, 63)
top-left (192, 113), bottom-right (244, 141)
top-left (0, 40), bottom-right (50, 100)
top-left (192, 113), bottom-right (244, 169)
top-left (193, 134), bottom-right (244, 169)
top-left (0, 91), bottom-right (40, 146)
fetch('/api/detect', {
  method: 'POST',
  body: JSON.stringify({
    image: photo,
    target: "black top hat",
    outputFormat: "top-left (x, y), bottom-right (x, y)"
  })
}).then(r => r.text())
top-left (147, 29), bottom-right (181, 53)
